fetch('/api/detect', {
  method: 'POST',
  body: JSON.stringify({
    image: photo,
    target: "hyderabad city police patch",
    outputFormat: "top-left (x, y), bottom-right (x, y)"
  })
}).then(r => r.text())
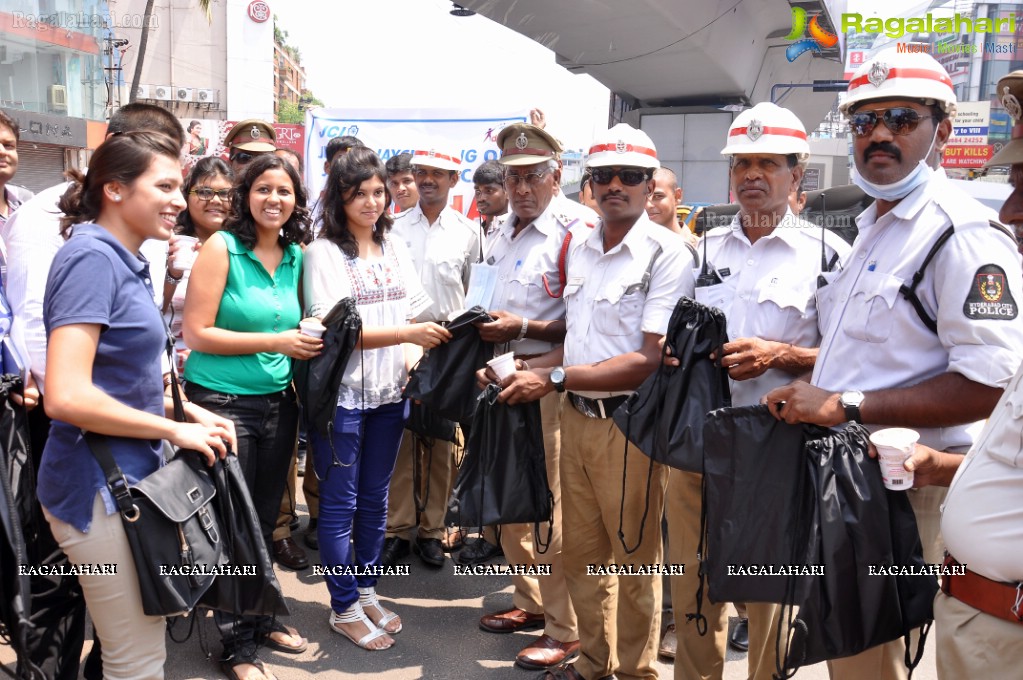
top-left (964, 265), bottom-right (1018, 320)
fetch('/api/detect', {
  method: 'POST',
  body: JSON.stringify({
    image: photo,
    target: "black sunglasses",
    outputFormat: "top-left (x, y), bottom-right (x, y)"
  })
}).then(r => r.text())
top-left (589, 167), bottom-right (650, 186)
top-left (849, 107), bottom-right (934, 138)
top-left (230, 151), bottom-right (255, 165)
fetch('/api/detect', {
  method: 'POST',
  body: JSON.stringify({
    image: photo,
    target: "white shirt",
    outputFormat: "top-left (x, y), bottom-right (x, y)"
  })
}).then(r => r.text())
top-left (303, 237), bottom-right (431, 410)
top-left (812, 172), bottom-right (1023, 451)
top-left (484, 203), bottom-right (573, 357)
top-left (390, 203), bottom-right (481, 322)
top-left (697, 210), bottom-right (849, 407)
top-left (2, 182), bottom-right (170, 391)
top-left (552, 191), bottom-right (599, 227)
top-left (562, 214), bottom-right (696, 398)
top-left (942, 361), bottom-right (1023, 582)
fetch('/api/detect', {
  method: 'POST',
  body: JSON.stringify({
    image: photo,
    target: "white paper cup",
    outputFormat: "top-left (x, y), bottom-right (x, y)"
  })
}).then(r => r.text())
top-left (870, 428), bottom-right (919, 490)
top-left (487, 351), bottom-right (517, 381)
top-left (299, 319), bottom-right (326, 339)
top-left (171, 236), bottom-right (199, 271)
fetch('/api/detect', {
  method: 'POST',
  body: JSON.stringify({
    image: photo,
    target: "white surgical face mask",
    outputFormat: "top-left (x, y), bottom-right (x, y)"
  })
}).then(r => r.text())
top-left (852, 124), bottom-right (939, 202)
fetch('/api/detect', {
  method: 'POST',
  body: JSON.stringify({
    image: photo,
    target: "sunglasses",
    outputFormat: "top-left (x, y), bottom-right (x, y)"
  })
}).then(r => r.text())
top-left (190, 187), bottom-right (232, 201)
top-left (503, 172), bottom-right (548, 188)
top-left (589, 167), bottom-right (650, 186)
top-left (849, 107), bottom-right (934, 138)
top-left (230, 151), bottom-right (256, 165)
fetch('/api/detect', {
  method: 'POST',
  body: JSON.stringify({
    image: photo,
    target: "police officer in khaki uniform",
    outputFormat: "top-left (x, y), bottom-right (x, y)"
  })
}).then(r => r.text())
top-left (492, 124), bottom-right (696, 680)
top-left (224, 119), bottom-right (277, 175)
top-left (473, 123), bottom-right (580, 670)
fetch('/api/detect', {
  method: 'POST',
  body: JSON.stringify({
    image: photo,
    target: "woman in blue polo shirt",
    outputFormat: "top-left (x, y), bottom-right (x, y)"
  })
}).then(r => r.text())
top-left (40, 131), bottom-right (236, 679)
top-left (183, 153), bottom-right (319, 680)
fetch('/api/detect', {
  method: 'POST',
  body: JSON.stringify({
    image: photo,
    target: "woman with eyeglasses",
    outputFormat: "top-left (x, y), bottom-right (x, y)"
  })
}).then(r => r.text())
top-left (182, 154), bottom-right (318, 680)
top-left (164, 157), bottom-right (234, 372)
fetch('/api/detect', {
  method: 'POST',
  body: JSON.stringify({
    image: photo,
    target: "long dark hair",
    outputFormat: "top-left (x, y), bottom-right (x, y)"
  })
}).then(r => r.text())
top-left (320, 146), bottom-right (393, 258)
top-left (57, 131), bottom-right (182, 239)
top-left (177, 156), bottom-right (234, 237)
top-left (224, 154), bottom-right (311, 250)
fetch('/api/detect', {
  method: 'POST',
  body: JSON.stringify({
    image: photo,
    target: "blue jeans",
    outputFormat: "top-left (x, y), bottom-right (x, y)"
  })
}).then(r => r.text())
top-left (183, 383), bottom-right (299, 659)
top-left (311, 400), bottom-right (407, 613)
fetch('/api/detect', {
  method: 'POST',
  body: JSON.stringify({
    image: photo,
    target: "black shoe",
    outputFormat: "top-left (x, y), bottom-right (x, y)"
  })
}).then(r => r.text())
top-left (457, 537), bottom-right (503, 566)
top-left (413, 536), bottom-right (445, 568)
top-left (304, 518), bottom-right (318, 551)
top-left (729, 618), bottom-right (749, 653)
top-left (380, 536), bottom-right (411, 567)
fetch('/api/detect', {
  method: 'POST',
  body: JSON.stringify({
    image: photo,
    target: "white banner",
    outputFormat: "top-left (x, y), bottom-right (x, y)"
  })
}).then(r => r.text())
top-left (304, 107), bottom-right (528, 218)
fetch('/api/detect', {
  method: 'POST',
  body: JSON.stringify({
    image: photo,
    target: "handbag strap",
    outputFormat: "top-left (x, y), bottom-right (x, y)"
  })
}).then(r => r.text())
top-left (82, 317), bottom-right (185, 521)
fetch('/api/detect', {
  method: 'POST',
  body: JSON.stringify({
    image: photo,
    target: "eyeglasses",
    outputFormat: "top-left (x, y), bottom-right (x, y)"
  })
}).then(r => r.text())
top-left (190, 187), bottom-right (232, 201)
top-left (503, 172), bottom-right (548, 188)
top-left (848, 107), bottom-right (934, 138)
top-left (230, 151), bottom-right (255, 165)
top-left (589, 167), bottom-right (650, 186)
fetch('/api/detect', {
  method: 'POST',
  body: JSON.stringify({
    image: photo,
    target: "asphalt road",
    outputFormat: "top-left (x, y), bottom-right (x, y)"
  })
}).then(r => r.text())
top-left (2, 486), bottom-right (937, 680)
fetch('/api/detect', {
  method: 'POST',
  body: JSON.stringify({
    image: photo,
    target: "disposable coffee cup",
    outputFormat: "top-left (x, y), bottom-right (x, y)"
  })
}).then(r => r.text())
top-left (171, 236), bottom-right (199, 271)
top-left (299, 319), bottom-right (325, 339)
top-left (870, 428), bottom-right (919, 491)
top-left (487, 351), bottom-right (517, 381)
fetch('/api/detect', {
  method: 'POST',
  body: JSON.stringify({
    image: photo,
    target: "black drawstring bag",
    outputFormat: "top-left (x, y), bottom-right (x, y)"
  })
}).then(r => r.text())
top-left (613, 297), bottom-right (730, 473)
top-left (779, 425), bottom-right (935, 677)
top-left (403, 306), bottom-right (494, 424)
top-left (294, 298), bottom-right (362, 438)
top-left (406, 400), bottom-right (458, 444)
top-left (0, 375), bottom-right (44, 679)
top-left (701, 405), bottom-right (813, 607)
top-left (198, 454), bottom-right (289, 617)
top-left (446, 384), bottom-right (552, 533)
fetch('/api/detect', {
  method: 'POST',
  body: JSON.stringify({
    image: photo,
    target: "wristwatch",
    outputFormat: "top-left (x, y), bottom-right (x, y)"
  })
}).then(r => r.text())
top-left (550, 366), bottom-right (567, 393)
top-left (840, 390), bottom-right (865, 423)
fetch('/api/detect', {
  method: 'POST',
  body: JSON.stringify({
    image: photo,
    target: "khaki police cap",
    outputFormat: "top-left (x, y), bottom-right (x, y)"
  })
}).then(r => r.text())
top-left (497, 123), bottom-right (564, 166)
top-left (224, 119), bottom-right (277, 152)
top-left (984, 70), bottom-right (1023, 168)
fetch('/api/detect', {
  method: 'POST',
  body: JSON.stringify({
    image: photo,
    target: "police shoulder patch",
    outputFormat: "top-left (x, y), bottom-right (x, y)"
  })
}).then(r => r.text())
top-left (964, 264), bottom-right (1018, 320)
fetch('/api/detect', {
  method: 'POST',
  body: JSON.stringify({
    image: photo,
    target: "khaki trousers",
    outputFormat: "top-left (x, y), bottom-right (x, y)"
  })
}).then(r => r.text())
top-left (273, 446), bottom-right (299, 541)
top-left (561, 403), bottom-right (667, 680)
top-left (665, 469), bottom-right (783, 680)
top-left (386, 427), bottom-right (456, 540)
top-left (827, 485), bottom-right (947, 680)
top-left (43, 494), bottom-right (166, 680)
top-left (934, 590), bottom-right (1023, 679)
top-left (499, 392), bottom-right (578, 642)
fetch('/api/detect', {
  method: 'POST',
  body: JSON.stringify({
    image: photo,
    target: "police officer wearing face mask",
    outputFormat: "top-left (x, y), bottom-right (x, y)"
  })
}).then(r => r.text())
top-left (764, 48), bottom-right (1023, 680)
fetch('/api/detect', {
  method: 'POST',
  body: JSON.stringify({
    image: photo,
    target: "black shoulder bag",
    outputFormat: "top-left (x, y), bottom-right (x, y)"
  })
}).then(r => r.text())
top-left (83, 336), bottom-right (227, 617)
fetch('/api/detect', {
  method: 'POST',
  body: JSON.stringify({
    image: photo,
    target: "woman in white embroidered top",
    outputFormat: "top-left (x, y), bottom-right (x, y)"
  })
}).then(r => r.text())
top-left (303, 146), bottom-right (451, 651)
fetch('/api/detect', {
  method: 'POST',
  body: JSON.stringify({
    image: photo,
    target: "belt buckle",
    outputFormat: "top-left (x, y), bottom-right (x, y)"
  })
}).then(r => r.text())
top-left (1013, 583), bottom-right (1023, 621)
top-left (573, 394), bottom-right (599, 419)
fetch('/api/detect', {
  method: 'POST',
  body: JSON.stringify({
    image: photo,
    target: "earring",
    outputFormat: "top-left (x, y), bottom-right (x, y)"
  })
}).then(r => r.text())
top-left (112, 195), bottom-right (122, 202)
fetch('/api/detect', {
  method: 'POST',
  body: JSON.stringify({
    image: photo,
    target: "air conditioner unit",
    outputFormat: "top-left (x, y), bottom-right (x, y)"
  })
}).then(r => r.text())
top-left (47, 85), bottom-right (68, 113)
top-left (135, 84), bottom-right (151, 99)
top-left (153, 85), bottom-right (171, 101)
top-left (196, 88), bottom-right (217, 104)
top-left (175, 87), bottom-right (193, 102)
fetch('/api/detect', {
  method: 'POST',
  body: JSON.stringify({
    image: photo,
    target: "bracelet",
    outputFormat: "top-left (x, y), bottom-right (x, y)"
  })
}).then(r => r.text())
top-left (395, 327), bottom-right (401, 344)
top-left (516, 317), bottom-right (529, 341)
top-left (165, 271), bottom-right (182, 284)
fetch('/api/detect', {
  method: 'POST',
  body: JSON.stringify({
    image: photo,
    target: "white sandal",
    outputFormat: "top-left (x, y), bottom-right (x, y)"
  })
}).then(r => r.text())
top-left (328, 603), bottom-right (394, 650)
top-left (358, 587), bottom-right (403, 633)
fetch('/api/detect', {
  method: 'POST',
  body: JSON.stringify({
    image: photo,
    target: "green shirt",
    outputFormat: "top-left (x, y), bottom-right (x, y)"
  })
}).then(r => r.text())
top-left (185, 231), bottom-right (303, 395)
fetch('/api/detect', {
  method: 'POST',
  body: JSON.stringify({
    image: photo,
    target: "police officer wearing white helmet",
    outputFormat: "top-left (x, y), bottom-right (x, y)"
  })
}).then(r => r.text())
top-left (490, 123), bottom-right (696, 680)
top-left (667, 102), bottom-right (849, 680)
top-left (764, 47), bottom-right (1023, 680)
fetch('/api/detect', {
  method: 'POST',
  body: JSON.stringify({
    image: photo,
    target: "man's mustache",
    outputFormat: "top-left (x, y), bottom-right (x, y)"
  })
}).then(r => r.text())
top-left (863, 142), bottom-right (902, 162)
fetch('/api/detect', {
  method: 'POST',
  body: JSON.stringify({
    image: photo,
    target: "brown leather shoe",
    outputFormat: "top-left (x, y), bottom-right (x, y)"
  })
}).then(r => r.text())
top-left (515, 635), bottom-right (580, 670)
top-left (479, 607), bottom-right (545, 634)
top-left (273, 537), bottom-right (310, 570)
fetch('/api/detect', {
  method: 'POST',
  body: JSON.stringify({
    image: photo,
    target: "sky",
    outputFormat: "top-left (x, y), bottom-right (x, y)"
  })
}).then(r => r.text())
top-left (271, 0), bottom-right (611, 151)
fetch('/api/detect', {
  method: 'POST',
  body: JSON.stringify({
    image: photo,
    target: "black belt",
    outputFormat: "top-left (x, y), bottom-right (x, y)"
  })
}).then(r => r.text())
top-left (568, 392), bottom-right (628, 419)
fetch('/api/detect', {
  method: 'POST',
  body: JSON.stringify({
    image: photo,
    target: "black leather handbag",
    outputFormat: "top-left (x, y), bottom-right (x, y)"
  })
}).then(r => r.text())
top-left (84, 339), bottom-right (227, 617)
